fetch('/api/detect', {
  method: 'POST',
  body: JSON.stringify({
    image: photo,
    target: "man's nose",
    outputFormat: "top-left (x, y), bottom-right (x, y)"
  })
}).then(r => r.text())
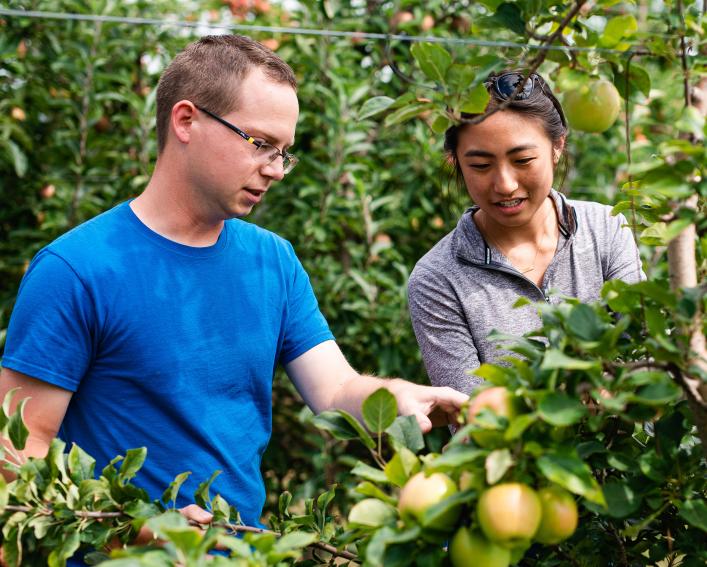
top-left (261, 158), bottom-right (286, 181)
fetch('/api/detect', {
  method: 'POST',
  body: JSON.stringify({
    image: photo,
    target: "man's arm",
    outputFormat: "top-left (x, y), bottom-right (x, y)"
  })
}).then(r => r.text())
top-left (0, 367), bottom-right (73, 480)
top-left (284, 340), bottom-right (468, 433)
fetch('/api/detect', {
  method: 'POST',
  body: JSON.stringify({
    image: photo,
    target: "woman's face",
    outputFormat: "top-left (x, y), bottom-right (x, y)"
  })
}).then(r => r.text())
top-left (455, 110), bottom-right (563, 230)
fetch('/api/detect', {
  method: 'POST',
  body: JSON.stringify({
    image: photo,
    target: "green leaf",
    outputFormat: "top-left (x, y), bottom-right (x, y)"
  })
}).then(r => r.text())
top-left (485, 448), bottom-right (514, 484)
top-left (603, 481), bottom-right (642, 518)
top-left (348, 498), bottom-right (398, 528)
top-left (355, 481), bottom-right (397, 505)
top-left (278, 490), bottom-right (292, 516)
top-left (628, 381), bottom-right (681, 406)
top-left (118, 447), bottom-right (147, 484)
top-left (47, 530), bottom-right (80, 567)
top-left (678, 499), bottom-right (707, 533)
top-left (472, 363), bottom-right (514, 386)
top-left (364, 526), bottom-right (420, 567)
top-left (7, 398), bottom-right (29, 451)
top-left (351, 461), bottom-right (389, 484)
top-left (68, 443), bottom-right (96, 484)
top-left (488, 2), bottom-right (526, 35)
top-left (540, 349), bottom-right (599, 371)
top-left (2, 140), bottom-right (28, 178)
top-left (410, 42), bottom-right (452, 83)
top-left (460, 83), bottom-right (490, 114)
top-left (316, 485), bottom-right (336, 512)
top-left (194, 470), bottom-right (221, 508)
top-left (161, 471), bottom-right (191, 507)
top-left (419, 489), bottom-right (473, 529)
top-left (568, 303), bottom-right (605, 341)
top-left (614, 64), bottom-right (651, 99)
top-left (504, 412), bottom-right (538, 440)
top-left (358, 96), bottom-right (396, 121)
top-left (537, 453), bottom-right (605, 506)
top-left (384, 446), bottom-right (420, 487)
top-left (386, 415), bottom-right (425, 454)
top-left (445, 64), bottom-right (476, 93)
top-left (600, 15), bottom-right (638, 48)
top-left (0, 475), bottom-right (7, 514)
top-left (426, 445), bottom-right (486, 470)
top-left (384, 102), bottom-right (434, 128)
top-left (538, 393), bottom-right (588, 426)
top-left (676, 106), bottom-right (705, 138)
top-left (272, 531), bottom-right (318, 553)
top-left (362, 388), bottom-right (397, 433)
top-left (430, 113), bottom-right (451, 134)
top-left (311, 409), bottom-right (375, 449)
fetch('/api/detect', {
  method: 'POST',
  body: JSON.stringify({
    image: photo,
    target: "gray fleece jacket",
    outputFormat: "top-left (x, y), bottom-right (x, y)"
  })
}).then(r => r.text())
top-left (408, 190), bottom-right (644, 395)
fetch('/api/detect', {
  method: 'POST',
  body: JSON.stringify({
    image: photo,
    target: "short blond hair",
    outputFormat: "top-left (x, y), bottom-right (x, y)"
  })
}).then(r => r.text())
top-left (155, 35), bottom-right (297, 153)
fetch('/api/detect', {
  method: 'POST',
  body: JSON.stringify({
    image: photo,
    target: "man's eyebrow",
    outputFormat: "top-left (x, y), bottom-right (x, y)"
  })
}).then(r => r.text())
top-left (249, 129), bottom-right (294, 151)
top-left (463, 144), bottom-right (538, 158)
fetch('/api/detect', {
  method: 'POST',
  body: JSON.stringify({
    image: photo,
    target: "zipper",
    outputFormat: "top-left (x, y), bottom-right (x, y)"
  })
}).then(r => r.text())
top-left (458, 255), bottom-right (550, 303)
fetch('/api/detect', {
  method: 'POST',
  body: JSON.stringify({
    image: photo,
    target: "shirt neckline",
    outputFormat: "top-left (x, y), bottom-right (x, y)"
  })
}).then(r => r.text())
top-left (120, 200), bottom-right (230, 258)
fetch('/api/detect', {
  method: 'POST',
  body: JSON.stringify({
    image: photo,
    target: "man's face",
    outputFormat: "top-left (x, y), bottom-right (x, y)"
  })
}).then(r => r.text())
top-left (188, 67), bottom-right (299, 219)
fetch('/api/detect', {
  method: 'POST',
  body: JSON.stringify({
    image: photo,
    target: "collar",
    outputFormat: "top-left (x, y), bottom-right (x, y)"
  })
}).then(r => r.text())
top-left (453, 189), bottom-right (578, 266)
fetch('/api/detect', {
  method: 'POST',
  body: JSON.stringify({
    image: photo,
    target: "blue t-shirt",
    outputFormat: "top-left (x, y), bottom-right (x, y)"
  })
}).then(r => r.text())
top-left (3, 201), bottom-right (334, 527)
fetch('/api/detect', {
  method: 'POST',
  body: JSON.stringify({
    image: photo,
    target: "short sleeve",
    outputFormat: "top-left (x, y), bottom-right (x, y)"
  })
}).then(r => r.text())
top-left (278, 248), bottom-right (334, 365)
top-left (2, 250), bottom-right (96, 391)
top-left (408, 265), bottom-right (483, 395)
top-left (605, 213), bottom-right (645, 283)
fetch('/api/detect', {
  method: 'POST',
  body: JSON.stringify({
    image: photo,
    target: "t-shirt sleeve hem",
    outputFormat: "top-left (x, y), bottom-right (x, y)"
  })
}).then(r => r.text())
top-left (280, 331), bottom-right (335, 365)
top-left (0, 357), bottom-right (79, 392)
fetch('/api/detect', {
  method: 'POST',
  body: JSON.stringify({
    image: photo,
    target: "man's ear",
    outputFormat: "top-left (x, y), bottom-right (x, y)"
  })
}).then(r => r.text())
top-left (171, 100), bottom-right (197, 145)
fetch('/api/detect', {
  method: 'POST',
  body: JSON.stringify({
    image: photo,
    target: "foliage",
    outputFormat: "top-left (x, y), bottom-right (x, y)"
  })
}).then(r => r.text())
top-left (0, 0), bottom-right (706, 565)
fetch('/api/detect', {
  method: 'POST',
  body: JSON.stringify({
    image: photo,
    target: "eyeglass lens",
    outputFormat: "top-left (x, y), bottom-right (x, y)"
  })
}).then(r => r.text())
top-left (496, 74), bottom-right (534, 100)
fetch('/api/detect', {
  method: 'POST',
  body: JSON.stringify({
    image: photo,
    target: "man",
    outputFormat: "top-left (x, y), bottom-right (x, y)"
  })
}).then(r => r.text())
top-left (0, 34), bottom-right (467, 534)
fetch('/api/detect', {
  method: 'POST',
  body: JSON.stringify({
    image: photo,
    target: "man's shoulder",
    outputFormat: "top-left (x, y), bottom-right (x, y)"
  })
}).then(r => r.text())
top-left (45, 202), bottom-right (130, 260)
top-left (229, 219), bottom-right (297, 257)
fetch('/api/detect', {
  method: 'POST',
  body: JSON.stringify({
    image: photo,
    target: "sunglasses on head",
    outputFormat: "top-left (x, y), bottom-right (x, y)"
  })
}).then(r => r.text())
top-left (484, 72), bottom-right (567, 128)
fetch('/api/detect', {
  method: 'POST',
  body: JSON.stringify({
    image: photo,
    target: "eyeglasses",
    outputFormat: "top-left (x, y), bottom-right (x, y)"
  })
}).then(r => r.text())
top-left (195, 105), bottom-right (298, 174)
top-left (484, 72), bottom-right (567, 129)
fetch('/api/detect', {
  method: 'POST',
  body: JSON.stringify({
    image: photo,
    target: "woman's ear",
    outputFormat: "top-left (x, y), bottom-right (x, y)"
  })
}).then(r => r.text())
top-left (553, 135), bottom-right (566, 166)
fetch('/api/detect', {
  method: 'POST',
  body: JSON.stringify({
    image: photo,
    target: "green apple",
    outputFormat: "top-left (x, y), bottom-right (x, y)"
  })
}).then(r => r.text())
top-left (468, 387), bottom-right (519, 447)
top-left (477, 483), bottom-right (542, 548)
top-left (449, 526), bottom-right (511, 567)
top-left (398, 471), bottom-right (459, 528)
top-left (563, 79), bottom-right (621, 133)
top-left (534, 486), bottom-right (578, 544)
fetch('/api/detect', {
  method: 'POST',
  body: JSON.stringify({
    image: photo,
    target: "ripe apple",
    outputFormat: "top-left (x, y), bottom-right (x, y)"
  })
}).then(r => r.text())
top-left (398, 471), bottom-right (459, 528)
top-left (477, 483), bottom-right (542, 548)
top-left (449, 526), bottom-right (510, 567)
top-left (468, 387), bottom-right (519, 447)
top-left (534, 486), bottom-right (578, 544)
top-left (563, 79), bottom-right (621, 133)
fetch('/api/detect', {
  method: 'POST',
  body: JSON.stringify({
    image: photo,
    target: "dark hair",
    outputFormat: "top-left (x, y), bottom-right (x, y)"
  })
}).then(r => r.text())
top-left (155, 35), bottom-right (297, 153)
top-left (444, 70), bottom-right (569, 192)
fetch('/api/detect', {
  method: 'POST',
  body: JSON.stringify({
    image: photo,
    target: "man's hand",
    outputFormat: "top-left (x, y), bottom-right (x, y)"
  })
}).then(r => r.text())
top-left (386, 380), bottom-right (469, 433)
top-left (113, 504), bottom-right (214, 549)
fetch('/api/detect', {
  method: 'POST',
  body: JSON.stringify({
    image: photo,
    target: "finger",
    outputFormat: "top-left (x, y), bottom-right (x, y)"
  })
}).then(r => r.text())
top-left (415, 412), bottom-right (433, 434)
top-left (179, 504), bottom-right (214, 525)
top-left (433, 387), bottom-right (469, 410)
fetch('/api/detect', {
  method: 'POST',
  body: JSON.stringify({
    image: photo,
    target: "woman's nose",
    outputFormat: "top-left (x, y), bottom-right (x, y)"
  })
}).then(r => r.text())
top-left (492, 164), bottom-right (519, 195)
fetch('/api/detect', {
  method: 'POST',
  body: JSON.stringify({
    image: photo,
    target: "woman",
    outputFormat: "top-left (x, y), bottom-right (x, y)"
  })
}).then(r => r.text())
top-left (407, 71), bottom-right (643, 395)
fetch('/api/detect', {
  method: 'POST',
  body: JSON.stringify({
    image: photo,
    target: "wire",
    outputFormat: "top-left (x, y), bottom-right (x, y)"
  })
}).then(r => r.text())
top-left (0, 7), bottom-right (645, 55)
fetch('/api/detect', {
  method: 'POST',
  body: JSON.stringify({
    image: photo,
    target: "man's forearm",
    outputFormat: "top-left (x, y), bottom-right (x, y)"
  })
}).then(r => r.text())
top-left (327, 374), bottom-right (404, 421)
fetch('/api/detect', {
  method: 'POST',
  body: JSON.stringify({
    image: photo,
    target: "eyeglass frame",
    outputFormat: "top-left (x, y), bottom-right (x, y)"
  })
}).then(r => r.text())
top-left (484, 72), bottom-right (567, 129)
top-left (194, 105), bottom-right (299, 174)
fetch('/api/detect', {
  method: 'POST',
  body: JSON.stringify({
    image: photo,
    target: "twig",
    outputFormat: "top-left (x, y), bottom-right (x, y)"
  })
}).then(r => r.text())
top-left (459, 0), bottom-right (588, 126)
top-left (1, 503), bottom-right (360, 562)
